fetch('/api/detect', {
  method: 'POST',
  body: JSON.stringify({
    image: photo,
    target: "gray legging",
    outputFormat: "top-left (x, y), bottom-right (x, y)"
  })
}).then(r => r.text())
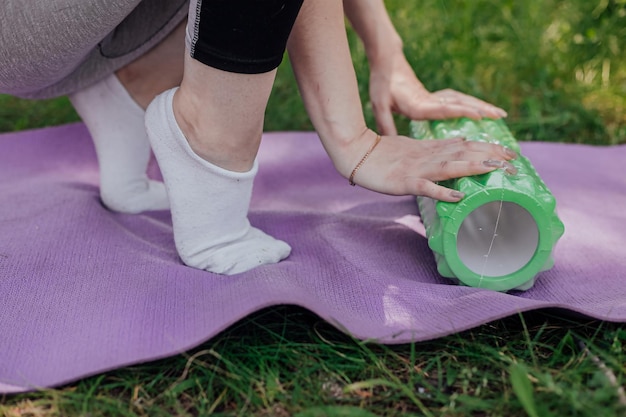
top-left (1, 0), bottom-right (304, 100)
top-left (0, 0), bottom-right (188, 99)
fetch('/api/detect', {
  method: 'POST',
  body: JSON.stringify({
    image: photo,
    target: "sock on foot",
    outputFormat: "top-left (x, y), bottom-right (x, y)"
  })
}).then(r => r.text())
top-left (69, 74), bottom-right (170, 213)
top-left (145, 87), bottom-right (291, 275)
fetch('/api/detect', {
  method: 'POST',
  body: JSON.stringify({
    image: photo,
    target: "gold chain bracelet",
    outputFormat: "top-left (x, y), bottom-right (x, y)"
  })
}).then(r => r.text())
top-left (349, 134), bottom-right (382, 186)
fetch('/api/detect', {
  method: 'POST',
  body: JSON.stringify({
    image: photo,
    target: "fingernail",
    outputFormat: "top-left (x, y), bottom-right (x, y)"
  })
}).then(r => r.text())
top-left (498, 109), bottom-right (508, 117)
top-left (503, 146), bottom-right (518, 159)
top-left (483, 159), bottom-right (504, 168)
top-left (451, 191), bottom-right (464, 199)
top-left (504, 162), bottom-right (518, 175)
top-left (483, 159), bottom-right (518, 175)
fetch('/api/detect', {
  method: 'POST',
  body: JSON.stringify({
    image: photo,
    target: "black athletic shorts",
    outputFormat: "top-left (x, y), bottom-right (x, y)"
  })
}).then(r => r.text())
top-left (189, 0), bottom-right (305, 74)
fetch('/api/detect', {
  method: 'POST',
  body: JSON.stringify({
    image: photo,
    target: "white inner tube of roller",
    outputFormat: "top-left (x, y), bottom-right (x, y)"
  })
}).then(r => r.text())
top-left (456, 202), bottom-right (539, 277)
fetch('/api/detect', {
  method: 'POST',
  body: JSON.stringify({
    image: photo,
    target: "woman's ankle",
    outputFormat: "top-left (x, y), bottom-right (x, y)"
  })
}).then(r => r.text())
top-left (171, 86), bottom-right (261, 173)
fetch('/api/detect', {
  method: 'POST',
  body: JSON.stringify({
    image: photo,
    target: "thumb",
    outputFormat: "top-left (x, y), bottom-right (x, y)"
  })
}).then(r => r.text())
top-left (374, 105), bottom-right (398, 136)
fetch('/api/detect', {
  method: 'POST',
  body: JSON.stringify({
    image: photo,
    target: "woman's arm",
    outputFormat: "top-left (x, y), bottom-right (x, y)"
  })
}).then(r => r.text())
top-left (286, 0), bottom-right (516, 202)
top-left (343, 0), bottom-right (508, 135)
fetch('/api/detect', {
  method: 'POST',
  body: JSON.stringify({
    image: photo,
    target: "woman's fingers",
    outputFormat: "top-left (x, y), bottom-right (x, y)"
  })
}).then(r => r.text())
top-left (372, 99), bottom-right (398, 136)
top-left (401, 89), bottom-right (508, 121)
top-left (432, 89), bottom-right (508, 119)
top-left (403, 178), bottom-right (466, 202)
top-left (435, 139), bottom-right (518, 161)
top-left (412, 137), bottom-right (517, 164)
top-left (418, 159), bottom-right (518, 182)
top-left (398, 160), bottom-right (516, 199)
top-left (403, 100), bottom-right (503, 122)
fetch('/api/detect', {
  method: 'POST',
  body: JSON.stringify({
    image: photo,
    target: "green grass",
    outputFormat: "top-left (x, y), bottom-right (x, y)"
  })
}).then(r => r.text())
top-left (1, 1), bottom-right (625, 416)
top-left (0, 95), bottom-right (79, 133)
top-left (2, 308), bottom-right (626, 416)
top-left (260, 0), bottom-right (624, 145)
top-left (2, 0), bottom-right (625, 144)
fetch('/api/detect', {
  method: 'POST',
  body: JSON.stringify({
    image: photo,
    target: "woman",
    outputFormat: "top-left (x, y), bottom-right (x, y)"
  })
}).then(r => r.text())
top-left (0, 0), bottom-right (516, 274)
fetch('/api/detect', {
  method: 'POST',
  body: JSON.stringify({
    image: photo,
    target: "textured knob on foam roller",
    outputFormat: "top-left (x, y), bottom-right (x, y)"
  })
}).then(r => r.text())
top-left (409, 118), bottom-right (565, 292)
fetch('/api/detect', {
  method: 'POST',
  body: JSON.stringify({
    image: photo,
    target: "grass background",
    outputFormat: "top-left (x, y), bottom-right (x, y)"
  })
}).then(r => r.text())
top-left (1, 0), bottom-right (625, 144)
top-left (1, 0), bottom-right (625, 416)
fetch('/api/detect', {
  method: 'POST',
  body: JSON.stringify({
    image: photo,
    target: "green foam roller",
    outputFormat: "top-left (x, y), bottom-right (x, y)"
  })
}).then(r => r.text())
top-left (409, 118), bottom-right (564, 292)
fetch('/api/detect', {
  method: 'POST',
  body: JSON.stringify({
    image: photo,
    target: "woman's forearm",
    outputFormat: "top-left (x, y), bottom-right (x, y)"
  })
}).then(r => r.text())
top-left (342, 0), bottom-right (403, 63)
top-left (287, 0), bottom-right (374, 177)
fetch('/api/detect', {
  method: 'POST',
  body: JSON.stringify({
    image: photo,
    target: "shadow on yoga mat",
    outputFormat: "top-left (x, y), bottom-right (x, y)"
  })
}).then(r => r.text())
top-left (1, 123), bottom-right (625, 393)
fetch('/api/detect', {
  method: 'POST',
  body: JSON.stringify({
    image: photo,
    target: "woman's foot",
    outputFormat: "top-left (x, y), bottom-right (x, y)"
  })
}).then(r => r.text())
top-left (145, 88), bottom-right (291, 274)
top-left (69, 74), bottom-right (169, 213)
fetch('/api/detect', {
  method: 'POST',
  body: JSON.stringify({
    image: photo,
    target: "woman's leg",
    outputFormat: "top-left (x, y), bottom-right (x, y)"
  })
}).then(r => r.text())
top-left (69, 22), bottom-right (186, 213)
top-left (145, 0), bottom-right (303, 274)
top-left (115, 21), bottom-right (186, 110)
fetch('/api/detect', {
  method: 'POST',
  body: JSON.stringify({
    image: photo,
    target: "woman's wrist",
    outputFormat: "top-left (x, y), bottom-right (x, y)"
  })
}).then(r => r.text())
top-left (363, 31), bottom-right (404, 65)
top-left (320, 127), bottom-right (380, 179)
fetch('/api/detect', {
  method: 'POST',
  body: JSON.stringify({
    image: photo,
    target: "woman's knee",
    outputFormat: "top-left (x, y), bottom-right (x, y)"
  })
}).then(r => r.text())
top-left (187, 0), bottom-right (305, 74)
top-left (0, 0), bottom-right (141, 95)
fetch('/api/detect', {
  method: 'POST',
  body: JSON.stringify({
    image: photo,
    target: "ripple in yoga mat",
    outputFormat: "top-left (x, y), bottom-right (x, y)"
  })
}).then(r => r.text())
top-left (1, 123), bottom-right (625, 392)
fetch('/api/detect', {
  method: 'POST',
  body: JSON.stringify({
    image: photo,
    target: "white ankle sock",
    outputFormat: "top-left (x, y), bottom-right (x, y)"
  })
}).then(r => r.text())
top-left (145, 88), bottom-right (291, 275)
top-left (69, 74), bottom-right (170, 213)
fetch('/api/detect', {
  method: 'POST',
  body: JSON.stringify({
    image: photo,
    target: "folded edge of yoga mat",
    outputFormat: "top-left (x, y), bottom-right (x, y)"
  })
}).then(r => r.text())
top-left (1, 123), bottom-right (625, 393)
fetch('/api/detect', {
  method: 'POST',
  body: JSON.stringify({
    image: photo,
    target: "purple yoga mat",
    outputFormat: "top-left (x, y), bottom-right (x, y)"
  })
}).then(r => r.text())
top-left (1, 123), bottom-right (625, 393)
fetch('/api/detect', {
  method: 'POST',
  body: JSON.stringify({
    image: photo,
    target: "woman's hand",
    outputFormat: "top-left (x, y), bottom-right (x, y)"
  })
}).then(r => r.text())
top-left (344, 130), bottom-right (517, 202)
top-left (369, 52), bottom-right (508, 135)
